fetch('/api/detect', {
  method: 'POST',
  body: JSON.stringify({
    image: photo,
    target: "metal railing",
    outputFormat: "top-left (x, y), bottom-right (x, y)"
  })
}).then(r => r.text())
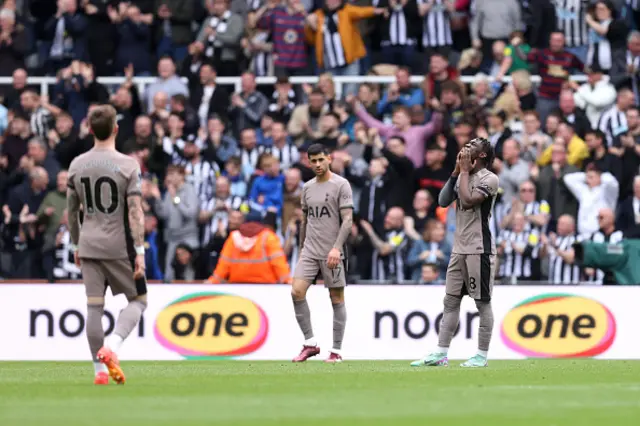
top-left (0, 74), bottom-right (590, 98)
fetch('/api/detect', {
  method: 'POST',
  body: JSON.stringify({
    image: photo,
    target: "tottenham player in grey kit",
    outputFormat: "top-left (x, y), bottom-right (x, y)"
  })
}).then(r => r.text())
top-left (412, 138), bottom-right (499, 368)
top-left (291, 144), bottom-right (354, 363)
top-left (67, 105), bottom-right (147, 384)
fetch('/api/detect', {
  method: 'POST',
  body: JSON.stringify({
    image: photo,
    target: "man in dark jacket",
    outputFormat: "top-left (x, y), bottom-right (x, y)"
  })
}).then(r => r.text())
top-left (5, 166), bottom-right (50, 278)
top-left (43, 0), bottom-right (88, 74)
top-left (156, 0), bottom-right (194, 64)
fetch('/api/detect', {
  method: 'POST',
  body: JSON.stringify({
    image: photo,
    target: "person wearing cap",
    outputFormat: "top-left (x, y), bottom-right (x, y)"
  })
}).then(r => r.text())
top-left (208, 210), bottom-right (291, 284)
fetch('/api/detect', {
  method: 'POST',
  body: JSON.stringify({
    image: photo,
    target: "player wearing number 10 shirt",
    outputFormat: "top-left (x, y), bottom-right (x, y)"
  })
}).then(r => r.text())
top-left (411, 138), bottom-right (499, 369)
top-left (67, 105), bottom-right (147, 386)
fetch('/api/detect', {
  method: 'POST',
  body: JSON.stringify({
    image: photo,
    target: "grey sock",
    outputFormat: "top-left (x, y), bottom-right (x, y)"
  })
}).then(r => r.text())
top-left (475, 300), bottom-right (494, 352)
top-left (113, 300), bottom-right (146, 340)
top-left (86, 304), bottom-right (105, 362)
top-left (332, 302), bottom-right (347, 351)
top-left (438, 294), bottom-right (462, 349)
top-left (292, 298), bottom-right (314, 340)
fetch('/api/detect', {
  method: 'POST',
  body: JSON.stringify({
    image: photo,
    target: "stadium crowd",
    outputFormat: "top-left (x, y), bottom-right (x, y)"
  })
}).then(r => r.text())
top-left (1, 0), bottom-right (640, 285)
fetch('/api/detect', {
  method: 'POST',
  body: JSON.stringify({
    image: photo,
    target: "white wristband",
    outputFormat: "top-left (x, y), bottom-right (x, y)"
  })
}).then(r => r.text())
top-left (135, 246), bottom-right (145, 256)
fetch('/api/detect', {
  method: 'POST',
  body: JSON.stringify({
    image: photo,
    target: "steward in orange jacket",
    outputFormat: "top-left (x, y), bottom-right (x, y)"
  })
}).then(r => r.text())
top-left (208, 221), bottom-right (291, 284)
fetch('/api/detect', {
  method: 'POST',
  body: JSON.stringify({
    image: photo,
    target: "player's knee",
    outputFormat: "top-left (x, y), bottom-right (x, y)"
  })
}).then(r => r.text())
top-left (329, 288), bottom-right (344, 304)
top-left (443, 294), bottom-right (462, 311)
top-left (474, 299), bottom-right (492, 312)
top-left (291, 279), bottom-right (309, 301)
top-left (130, 295), bottom-right (148, 311)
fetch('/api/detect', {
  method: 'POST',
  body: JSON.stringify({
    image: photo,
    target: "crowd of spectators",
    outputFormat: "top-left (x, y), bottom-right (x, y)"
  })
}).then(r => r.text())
top-left (1, 0), bottom-right (640, 285)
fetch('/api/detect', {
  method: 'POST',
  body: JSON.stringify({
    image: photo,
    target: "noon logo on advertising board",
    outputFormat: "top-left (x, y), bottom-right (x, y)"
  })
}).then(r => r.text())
top-left (154, 292), bottom-right (269, 358)
top-left (500, 294), bottom-right (616, 358)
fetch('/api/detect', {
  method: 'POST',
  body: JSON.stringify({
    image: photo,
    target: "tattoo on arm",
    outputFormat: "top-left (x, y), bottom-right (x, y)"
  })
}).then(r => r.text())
top-left (333, 208), bottom-right (353, 250)
top-left (298, 210), bottom-right (307, 251)
top-left (127, 195), bottom-right (145, 247)
top-left (66, 189), bottom-right (81, 245)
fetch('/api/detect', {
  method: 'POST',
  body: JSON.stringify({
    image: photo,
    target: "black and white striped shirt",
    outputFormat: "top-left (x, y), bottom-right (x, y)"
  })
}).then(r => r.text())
top-left (323, 14), bottom-right (347, 69)
top-left (30, 107), bottom-right (55, 140)
top-left (418, 0), bottom-right (453, 47)
top-left (548, 233), bottom-right (582, 284)
top-left (554, 0), bottom-right (590, 48)
top-left (586, 229), bottom-right (624, 284)
top-left (240, 147), bottom-right (261, 180)
top-left (54, 226), bottom-right (82, 280)
top-left (499, 229), bottom-right (541, 280)
top-left (387, 7), bottom-right (411, 46)
top-left (162, 136), bottom-right (220, 201)
top-left (259, 142), bottom-right (300, 170)
top-left (372, 229), bottom-right (409, 282)
top-left (502, 200), bottom-right (551, 234)
top-left (598, 104), bottom-right (628, 147)
top-left (200, 195), bottom-right (245, 246)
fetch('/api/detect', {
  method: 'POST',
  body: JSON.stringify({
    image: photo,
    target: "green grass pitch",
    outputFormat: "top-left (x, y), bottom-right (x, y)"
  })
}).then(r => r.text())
top-left (0, 360), bottom-right (639, 426)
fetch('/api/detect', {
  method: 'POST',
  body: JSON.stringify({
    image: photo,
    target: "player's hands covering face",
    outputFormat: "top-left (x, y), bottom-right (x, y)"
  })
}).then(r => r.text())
top-left (459, 148), bottom-right (475, 173)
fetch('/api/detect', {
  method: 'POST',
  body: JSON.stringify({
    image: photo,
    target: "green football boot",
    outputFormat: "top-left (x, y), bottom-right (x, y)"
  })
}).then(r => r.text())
top-left (460, 354), bottom-right (488, 368)
top-left (410, 353), bottom-right (449, 367)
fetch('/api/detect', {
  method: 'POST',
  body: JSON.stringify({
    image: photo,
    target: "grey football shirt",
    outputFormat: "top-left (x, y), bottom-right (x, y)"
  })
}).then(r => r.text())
top-left (453, 168), bottom-right (499, 255)
top-left (68, 148), bottom-right (142, 260)
top-left (301, 173), bottom-right (353, 260)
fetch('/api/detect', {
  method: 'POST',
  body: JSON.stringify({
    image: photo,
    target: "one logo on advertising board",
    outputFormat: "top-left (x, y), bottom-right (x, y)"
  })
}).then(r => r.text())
top-left (501, 294), bottom-right (616, 358)
top-left (154, 292), bottom-right (268, 358)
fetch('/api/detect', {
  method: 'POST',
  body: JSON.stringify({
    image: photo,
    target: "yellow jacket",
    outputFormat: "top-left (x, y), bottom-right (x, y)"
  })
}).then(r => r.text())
top-left (305, 5), bottom-right (375, 68)
top-left (537, 135), bottom-right (590, 168)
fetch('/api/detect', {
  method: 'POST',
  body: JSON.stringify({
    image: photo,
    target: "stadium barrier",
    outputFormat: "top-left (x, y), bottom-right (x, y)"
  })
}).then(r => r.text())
top-left (0, 75), bottom-right (589, 99)
top-left (0, 284), bottom-right (634, 361)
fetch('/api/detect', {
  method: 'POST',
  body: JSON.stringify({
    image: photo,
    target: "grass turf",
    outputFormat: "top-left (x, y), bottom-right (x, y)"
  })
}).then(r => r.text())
top-left (0, 360), bottom-right (639, 426)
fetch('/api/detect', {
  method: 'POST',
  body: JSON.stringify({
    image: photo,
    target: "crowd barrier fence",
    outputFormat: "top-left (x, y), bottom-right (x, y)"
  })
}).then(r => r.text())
top-left (0, 75), bottom-right (590, 99)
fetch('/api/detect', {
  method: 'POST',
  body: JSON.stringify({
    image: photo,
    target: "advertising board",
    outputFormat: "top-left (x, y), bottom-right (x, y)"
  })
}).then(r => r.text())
top-left (0, 285), bottom-right (636, 360)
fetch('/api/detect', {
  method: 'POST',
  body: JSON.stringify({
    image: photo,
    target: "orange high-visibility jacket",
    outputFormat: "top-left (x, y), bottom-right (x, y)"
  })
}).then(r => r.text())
top-left (208, 224), bottom-right (291, 284)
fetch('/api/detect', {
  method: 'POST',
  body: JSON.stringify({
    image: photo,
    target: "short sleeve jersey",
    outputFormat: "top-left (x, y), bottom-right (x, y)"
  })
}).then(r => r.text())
top-left (453, 168), bottom-right (499, 255)
top-left (300, 173), bottom-right (353, 259)
top-left (68, 148), bottom-right (142, 259)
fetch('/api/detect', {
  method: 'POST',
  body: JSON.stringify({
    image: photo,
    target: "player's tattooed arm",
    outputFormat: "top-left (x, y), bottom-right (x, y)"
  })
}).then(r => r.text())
top-left (333, 208), bottom-right (353, 250)
top-left (298, 209), bottom-right (308, 252)
top-left (127, 195), bottom-right (145, 247)
top-left (66, 188), bottom-right (81, 246)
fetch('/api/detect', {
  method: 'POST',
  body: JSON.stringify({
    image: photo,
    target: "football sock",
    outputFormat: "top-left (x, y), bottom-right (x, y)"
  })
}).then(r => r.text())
top-left (332, 302), bottom-right (347, 351)
top-left (110, 300), bottom-right (147, 354)
top-left (94, 362), bottom-right (108, 374)
top-left (475, 300), bottom-right (494, 354)
top-left (86, 304), bottom-right (105, 363)
top-left (437, 294), bottom-right (462, 352)
top-left (293, 298), bottom-right (314, 342)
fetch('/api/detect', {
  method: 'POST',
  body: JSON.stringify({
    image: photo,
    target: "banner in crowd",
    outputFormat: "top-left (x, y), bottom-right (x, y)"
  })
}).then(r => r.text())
top-left (0, 285), bottom-right (637, 360)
